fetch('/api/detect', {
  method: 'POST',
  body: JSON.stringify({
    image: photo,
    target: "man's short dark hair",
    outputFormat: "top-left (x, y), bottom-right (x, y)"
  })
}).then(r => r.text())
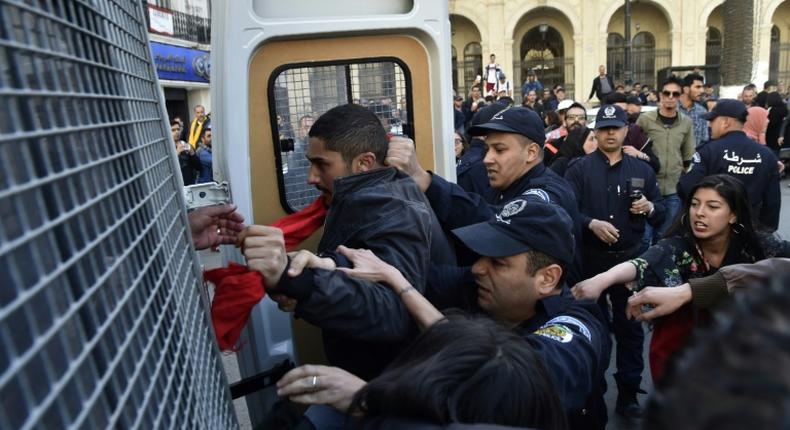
top-left (308, 104), bottom-right (388, 167)
top-left (525, 250), bottom-right (567, 288)
top-left (170, 119), bottom-right (180, 127)
top-left (683, 73), bottom-right (705, 88)
top-left (566, 102), bottom-right (587, 116)
top-left (661, 75), bottom-right (684, 91)
top-left (606, 92), bottom-right (627, 104)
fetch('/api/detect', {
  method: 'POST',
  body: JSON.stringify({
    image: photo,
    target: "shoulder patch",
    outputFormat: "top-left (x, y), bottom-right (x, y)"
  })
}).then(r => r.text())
top-left (522, 188), bottom-right (551, 202)
top-left (543, 315), bottom-right (592, 342)
top-left (534, 324), bottom-right (574, 343)
top-left (692, 152), bottom-right (701, 163)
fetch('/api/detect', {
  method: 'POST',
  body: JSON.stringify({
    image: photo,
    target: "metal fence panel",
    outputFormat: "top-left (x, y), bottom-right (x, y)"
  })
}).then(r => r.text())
top-left (0, 0), bottom-right (237, 428)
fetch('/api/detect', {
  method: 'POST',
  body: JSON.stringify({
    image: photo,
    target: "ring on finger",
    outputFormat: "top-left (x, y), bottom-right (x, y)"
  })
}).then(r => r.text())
top-left (310, 375), bottom-right (318, 390)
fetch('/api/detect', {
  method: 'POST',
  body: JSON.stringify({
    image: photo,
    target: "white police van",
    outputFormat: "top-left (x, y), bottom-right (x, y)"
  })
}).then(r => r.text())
top-left (0, 0), bottom-right (454, 428)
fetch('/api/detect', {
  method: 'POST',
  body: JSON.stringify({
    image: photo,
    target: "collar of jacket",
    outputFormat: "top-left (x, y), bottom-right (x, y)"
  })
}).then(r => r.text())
top-left (645, 109), bottom-right (683, 128)
top-left (332, 167), bottom-right (401, 202)
top-left (516, 285), bottom-right (572, 332)
top-left (494, 162), bottom-right (547, 202)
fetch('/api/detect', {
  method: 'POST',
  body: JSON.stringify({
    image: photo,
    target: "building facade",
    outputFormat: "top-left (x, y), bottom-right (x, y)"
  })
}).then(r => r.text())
top-left (450, 0), bottom-right (790, 100)
top-left (145, 0), bottom-right (212, 124)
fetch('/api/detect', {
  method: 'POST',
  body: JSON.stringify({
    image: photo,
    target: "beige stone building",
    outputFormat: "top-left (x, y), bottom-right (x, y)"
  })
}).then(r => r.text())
top-left (450, 0), bottom-right (790, 101)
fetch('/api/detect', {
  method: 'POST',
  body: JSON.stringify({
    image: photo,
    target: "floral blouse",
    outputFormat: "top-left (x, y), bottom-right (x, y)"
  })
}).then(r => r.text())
top-left (629, 234), bottom-right (790, 291)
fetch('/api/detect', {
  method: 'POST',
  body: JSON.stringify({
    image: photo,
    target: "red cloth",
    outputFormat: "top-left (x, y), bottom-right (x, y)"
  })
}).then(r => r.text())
top-left (206, 263), bottom-right (265, 351)
top-left (649, 305), bottom-right (711, 382)
top-left (271, 197), bottom-right (328, 251)
top-left (206, 197), bottom-right (328, 351)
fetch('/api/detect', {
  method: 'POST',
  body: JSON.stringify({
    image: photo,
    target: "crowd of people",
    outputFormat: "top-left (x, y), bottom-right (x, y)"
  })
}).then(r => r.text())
top-left (181, 61), bottom-right (789, 429)
top-left (172, 104), bottom-right (213, 186)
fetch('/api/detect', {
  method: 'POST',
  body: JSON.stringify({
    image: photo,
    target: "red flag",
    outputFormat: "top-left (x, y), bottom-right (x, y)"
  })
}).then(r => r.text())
top-left (206, 197), bottom-right (328, 351)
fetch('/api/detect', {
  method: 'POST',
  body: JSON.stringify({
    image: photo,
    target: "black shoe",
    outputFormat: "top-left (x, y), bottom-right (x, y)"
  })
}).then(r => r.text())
top-left (615, 387), bottom-right (645, 419)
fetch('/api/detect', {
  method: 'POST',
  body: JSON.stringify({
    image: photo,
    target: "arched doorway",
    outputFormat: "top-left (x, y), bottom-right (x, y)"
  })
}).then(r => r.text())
top-left (520, 25), bottom-right (565, 94)
top-left (463, 42), bottom-right (483, 96)
top-left (451, 46), bottom-right (458, 92)
top-left (705, 4), bottom-right (723, 85)
top-left (511, 7), bottom-right (575, 100)
top-left (632, 32), bottom-right (656, 86)
top-left (607, 33), bottom-right (625, 83)
top-left (450, 14), bottom-right (482, 97)
top-left (606, 1), bottom-right (671, 87)
top-left (770, 26), bottom-right (781, 82)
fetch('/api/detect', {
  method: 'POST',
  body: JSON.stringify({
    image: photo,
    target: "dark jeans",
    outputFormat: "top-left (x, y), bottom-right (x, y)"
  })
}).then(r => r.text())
top-left (585, 247), bottom-right (645, 390)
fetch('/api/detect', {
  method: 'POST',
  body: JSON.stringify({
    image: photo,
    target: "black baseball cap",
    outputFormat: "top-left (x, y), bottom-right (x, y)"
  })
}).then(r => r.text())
top-left (468, 107), bottom-right (546, 145)
top-left (701, 98), bottom-right (748, 121)
top-left (452, 200), bottom-right (575, 264)
top-left (595, 104), bottom-right (628, 129)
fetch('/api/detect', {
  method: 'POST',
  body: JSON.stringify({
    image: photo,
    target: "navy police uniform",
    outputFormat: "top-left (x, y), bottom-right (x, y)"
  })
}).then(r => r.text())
top-left (425, 107), bottom-right (584, 284)
top-left (677, 99), bottom-right (781, 231)
top-left (452, 201), bottom-right (610, 430)
top-left (564, 105), bottom-right (665, 413)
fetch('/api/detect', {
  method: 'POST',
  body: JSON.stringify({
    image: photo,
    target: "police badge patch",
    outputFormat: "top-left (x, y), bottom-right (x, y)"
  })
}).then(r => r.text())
top-left (534, 324), bottom-right (574, 343)
top-left (495, 199), bottom-right (528, 224)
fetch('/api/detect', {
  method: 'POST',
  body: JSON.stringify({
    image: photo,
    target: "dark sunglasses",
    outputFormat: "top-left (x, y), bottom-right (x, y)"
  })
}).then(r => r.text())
top-left (662, 90), bottom-right (681, 98)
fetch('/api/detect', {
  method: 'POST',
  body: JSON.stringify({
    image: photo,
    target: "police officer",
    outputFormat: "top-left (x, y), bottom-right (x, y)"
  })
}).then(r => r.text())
top-left (677, 99), bottom-right (781, 231)
top-left (334, 201), bottom-right (610, 429)
top-left (565, 104), bottom-right (665, 418)
top-left (387, 107), bottom-right (584, 284)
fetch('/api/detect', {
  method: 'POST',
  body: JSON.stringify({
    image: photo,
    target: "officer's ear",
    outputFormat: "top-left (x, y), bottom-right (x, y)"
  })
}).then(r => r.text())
top-left (351, 152), bottom-right (378, 173)
top-left (535, 264), bottom-right (563, 295)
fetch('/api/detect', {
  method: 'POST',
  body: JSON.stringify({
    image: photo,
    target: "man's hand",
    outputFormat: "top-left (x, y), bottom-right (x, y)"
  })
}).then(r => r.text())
top-left (188, 204), bottom-right (245, 250)
top-left (238, 226), bottom-right (288, 286)
top-left (589, 219), bottom-right (619, 244)
top-left (778, 136), bottom-right (784, 146)
top-left (277, 364), bottom-right (366, 412)
top-left (623, 145), bottom-right (646, 160)
top-left (385, 136), bottom-right (431, 192)
top-left (630, 196), bottom-right (653, 216)
top-left (626, 284), bottom-right (692, 321)
top-left (778, 161), bottom-right (786, 174)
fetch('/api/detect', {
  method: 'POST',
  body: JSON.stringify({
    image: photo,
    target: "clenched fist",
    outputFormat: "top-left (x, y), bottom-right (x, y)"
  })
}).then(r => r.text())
top-left (386, 136), bottom-right (431, 192)
top-left (238, 225), bottom-right (288, 286)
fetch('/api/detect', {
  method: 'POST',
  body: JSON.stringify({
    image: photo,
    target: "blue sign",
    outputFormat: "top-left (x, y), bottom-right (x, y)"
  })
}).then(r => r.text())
top-left (150, 41), bottom-right (210, 83)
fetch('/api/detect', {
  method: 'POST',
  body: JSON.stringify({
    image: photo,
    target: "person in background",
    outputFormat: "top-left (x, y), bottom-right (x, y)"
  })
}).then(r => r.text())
top-left (188, 104), bottom-right (209, 149)
top-left (544, 110), bottom-right (562, 132)
top-left (548, 127), bottom-right (597, 177)
top-left (172, 119), bottom-right (200, 185)
top-left (679, 100), bottom-right (781, 232)
top-left (453, 95), bottom-right (465, 133)
top-left (606, 93), bottom-right (660, 175)
top-left (743, 105), bottom-right (768, 144)
top-left (588, 65), bottom-right (615, 105)
top-left (544, 102), bottom-right (586, 166)
top-left (522, 89), bottom-right (545, 119)
top-left (755, 80), bottom-right (778, 108)
top-left (765, 91), bottom-right (787, 159)
top-left (565, 104), bottom-right (665, 419)
top-left (521, 69), bottom-right (543, 99)
top-left (740, 84), bottom-right (757, 107)
top-left (483, 53), bottom-right (502, 94)
top-left (454, 131), bottom-right (468, 163)
top-left (462, 85), bottom-right (485, 129)
top-left (196, 126), bottom-right (213, 183)
top-left (678, 73), bottom-right (710, 147)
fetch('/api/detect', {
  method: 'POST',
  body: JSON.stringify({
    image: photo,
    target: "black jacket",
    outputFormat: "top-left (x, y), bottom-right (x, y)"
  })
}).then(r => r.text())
top-left (565, 150), bottom-right (666, 253)
top-left (677, 130), bottom-right (781, 231)
top-left (178, 145), bottom-right (201, 185)
top-left (275, 168), bottom-right (454, 380)
top-left (589, 75), bottom-right (615, 101)
top-left (455, 139), bottom-right (490, 196)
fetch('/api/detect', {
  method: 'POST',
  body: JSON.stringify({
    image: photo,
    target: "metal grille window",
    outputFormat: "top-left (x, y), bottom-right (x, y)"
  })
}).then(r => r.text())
top-left (269, 59), bottom-right (411, 212)
top-left (0, 1), bottom-right (236, 429)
